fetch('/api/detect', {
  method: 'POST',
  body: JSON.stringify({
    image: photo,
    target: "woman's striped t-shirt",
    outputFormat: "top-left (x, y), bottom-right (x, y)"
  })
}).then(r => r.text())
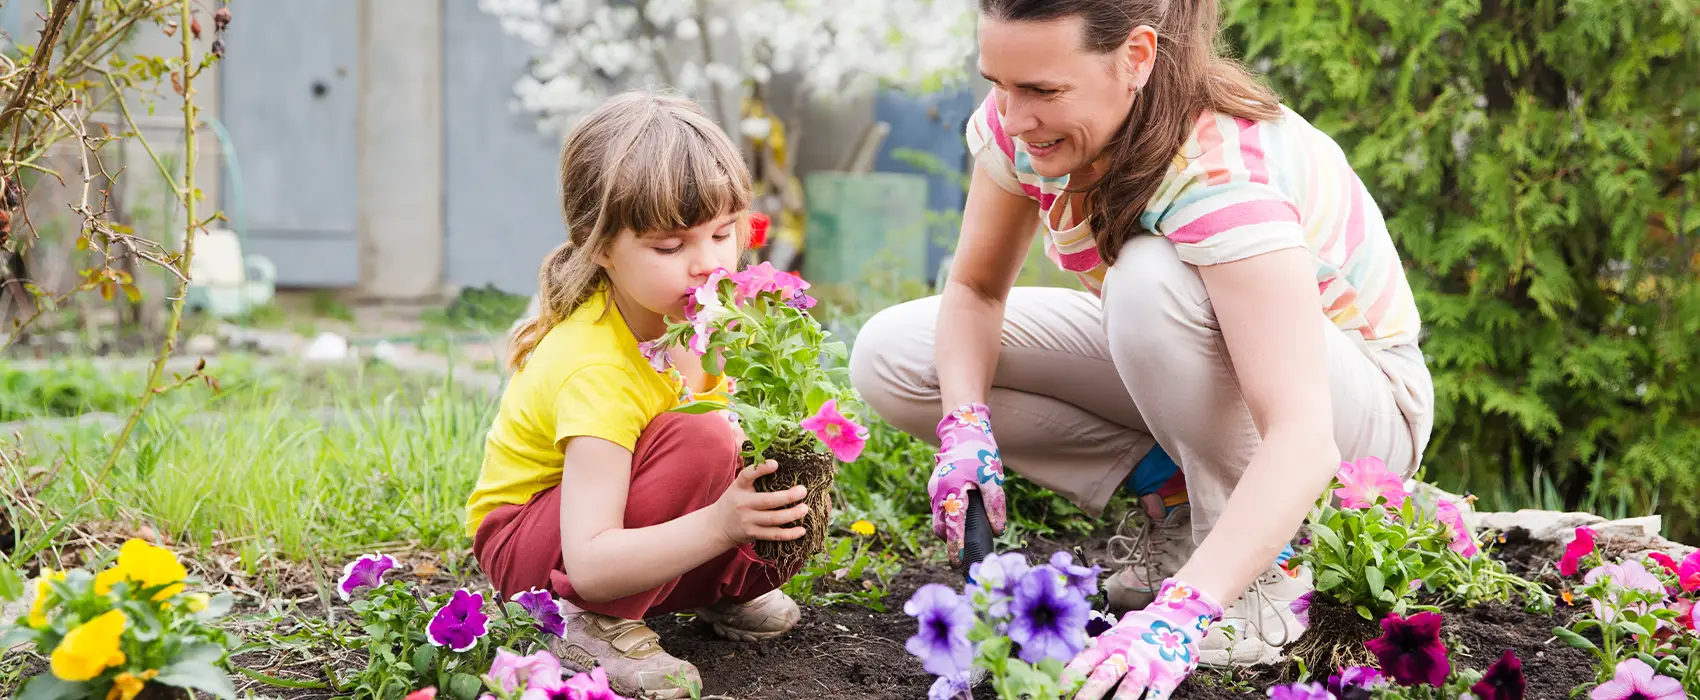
top-left (965, 92), bottom-right (1423, 352)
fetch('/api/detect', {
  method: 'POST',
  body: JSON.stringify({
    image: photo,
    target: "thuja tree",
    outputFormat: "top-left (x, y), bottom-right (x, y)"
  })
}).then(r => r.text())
top-left (1221, 1), bottom-right (1700, 541)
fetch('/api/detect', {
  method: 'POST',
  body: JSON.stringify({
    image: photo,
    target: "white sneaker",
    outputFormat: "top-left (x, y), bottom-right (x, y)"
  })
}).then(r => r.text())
top-left (1197, 564), bottom-right (1312, 667)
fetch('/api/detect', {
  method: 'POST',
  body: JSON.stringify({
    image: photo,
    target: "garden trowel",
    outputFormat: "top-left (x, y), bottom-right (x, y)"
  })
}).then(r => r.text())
top-left (959, 489), bottom-right (996, 584)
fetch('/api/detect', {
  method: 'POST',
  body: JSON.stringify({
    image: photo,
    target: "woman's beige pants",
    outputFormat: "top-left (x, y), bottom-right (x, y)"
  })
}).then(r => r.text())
top-left (848, 235), bottom-right (1435, 545)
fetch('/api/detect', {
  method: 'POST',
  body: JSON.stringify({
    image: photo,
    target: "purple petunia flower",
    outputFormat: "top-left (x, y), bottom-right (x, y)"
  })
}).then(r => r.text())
top-left (967, 552), bottom-right (1031, 618)
top-left (1266, 682), bottom-right (1334, 700)
top-left (1364, 612), bottom-right (1450, 687)
top-left (1007, 566), bottom-right (1090, 665)
top-left (338, 553), bottom-right (398, 601)
top-left (1048, 551), bottom-right (1102, 602)
top-left (927, 672), bottom-right (973, 700)
top-left (512, 588), bottom-right (568, 638)
top-left (904, 584), bottom-right (975, 678)
top-left (1470, 649), bottom-right (1526, 700)
top-left (1326, 665), bottom-right (1385, 700)
top-left (428, 589), bottom-right (490, 653)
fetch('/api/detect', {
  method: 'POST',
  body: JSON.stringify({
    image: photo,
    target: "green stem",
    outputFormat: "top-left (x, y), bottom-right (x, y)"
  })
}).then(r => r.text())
top-left (93, 0), bottom-right (201, 483)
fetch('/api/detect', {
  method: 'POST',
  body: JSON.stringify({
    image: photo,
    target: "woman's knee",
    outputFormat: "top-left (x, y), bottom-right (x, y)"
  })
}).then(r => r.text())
top-left (1100, 235), bottom-right (1215, 360)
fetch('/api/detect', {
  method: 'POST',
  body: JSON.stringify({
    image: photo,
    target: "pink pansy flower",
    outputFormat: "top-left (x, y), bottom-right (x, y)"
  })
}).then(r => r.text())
top-left (1434, 498), bottom-right (1478, 558)
top-left (1584, 560), bottom-right (1666, 623)
top-left (1589, 658), bottom-right (1685, 700)
top-left (1333, 457), bottom-right (1408, 510)
top-left (1559, 526), bottom-right (1597, 577)
top-left (1678, 551), bottom-right (1700, 593)
top-left (798, 399), bottom-right (868, 462)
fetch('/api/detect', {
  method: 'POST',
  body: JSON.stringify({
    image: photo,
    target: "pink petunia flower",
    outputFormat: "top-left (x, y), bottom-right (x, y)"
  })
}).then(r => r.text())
top-left (1678, 551), bottom-right (1700, 593)
top-left (1584, 560), bottom-right (1667, 623)
top-left (730, 262), bottom-right (784, 303)
top-left (798, 399), bottom-right (868, 462)
top-left (1333, 457), bottom-right (1408, 510)
top-left (1434, 498), bottom-right (1479, 558)
top-left (487, 649), bottom-right (563, 694)
top-left (1559, 526), bottom-right (1598, 577)
top-left (1589, 658), bottom-right (1684, 700)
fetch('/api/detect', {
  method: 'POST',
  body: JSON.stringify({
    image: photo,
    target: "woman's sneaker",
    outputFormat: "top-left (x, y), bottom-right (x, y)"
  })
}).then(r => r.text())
top-left (1103, 504), bottom-right (1196, 613)
top-left (693, 589), bottom-right (801, 642)
top-left (1197, 564), bottom-right (1313, 667)
top-left (551, 611), bottom-right (698, 700)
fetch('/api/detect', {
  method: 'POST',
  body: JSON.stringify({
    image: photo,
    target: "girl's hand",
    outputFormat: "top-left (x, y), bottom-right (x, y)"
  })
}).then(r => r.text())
top-left (714, 460), bottom-right (810, 547)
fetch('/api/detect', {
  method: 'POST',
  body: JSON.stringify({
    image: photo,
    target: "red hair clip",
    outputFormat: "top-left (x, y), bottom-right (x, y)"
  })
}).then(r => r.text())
top-left (748, 211), bottom-right (770, 248)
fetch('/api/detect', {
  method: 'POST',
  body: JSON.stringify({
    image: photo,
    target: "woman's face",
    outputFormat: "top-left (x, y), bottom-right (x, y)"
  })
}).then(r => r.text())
top-left (976, 15), bottom-right (1156, 181)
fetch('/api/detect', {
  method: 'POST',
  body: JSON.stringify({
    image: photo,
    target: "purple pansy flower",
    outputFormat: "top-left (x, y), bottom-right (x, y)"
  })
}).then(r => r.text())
top-left (512, 588), bottom-right (568, 638)
top-left (338, 553), bottom-right (398, 601)
top-left (1007, 567), bottom-right (1090, 665)
top-left (904, 583), bottom-right (975, 678)
top-left (428, 589), bottom-right (490, 652)
top-left (1266, 682), bottom-right (1334, 700)
top-left (1326, 665), bottom-right (1385, 700)
top-left (1048, 551), bottom-right (1102, 602)
top-left (1289, 590), bottom-right (1313, 627)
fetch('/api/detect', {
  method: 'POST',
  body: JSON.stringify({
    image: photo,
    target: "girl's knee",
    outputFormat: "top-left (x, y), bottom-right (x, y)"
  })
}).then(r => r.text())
top-left (634, 411), bottom-right (741, 491)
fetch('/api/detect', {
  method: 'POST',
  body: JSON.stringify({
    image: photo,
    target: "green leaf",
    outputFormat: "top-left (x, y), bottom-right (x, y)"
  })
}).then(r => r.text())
top-left (1316, 570), bottom-right (1346, 591)
top-left (174, 641), bottom-right (228, 667)
top-left (413, 644), bottom-right (437, 676)
top-left (155, 659), bottom-right (237, 700)
top-left (1551, 626), bottom-right (1598, 651)
top-left (1, 624), bottom-right (37, 649)
top-left (449, 673), bottom-right (482, 700)
top-left (1355, 605), bottom-right (1374, 620)
top-left (1308, 522), bottom-right (1345, 552)
top-left (1366, 567), bottom-right (1386, 599)
top-left (197, 592), bottom-right (235, 619)
top-left (669, 401), bottom-right (725, 415)
top-left (17, 675), bottom-right (88, 700)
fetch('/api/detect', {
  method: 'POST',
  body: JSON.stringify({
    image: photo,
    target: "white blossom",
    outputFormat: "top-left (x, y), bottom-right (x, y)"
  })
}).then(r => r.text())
top-left (479, 0), bottom-right (979, 135)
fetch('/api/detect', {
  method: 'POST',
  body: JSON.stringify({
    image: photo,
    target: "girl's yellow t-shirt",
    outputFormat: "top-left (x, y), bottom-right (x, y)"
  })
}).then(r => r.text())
top-left (464, 289), bottom-right (729, 538)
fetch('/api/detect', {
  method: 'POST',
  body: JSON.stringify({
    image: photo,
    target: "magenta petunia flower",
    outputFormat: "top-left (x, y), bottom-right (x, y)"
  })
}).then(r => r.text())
top-left (1647, 551), bottom-right (1678, 575)
top-left (1364, 611), bottom-right (1450, 687)
top-left (338, 553), bottom-right (398, 601)
top-left (798, 399), bottom-right (868, 462)
top-left (1289, 590), bottom-right (1313, 627)
top-left (1469, 649), bottom-right (1525, 700)
top-left (1678, 551), bottom-right (1700, 593)
top-left (1589, 658), bottom-right (1684, 700)
top-left (636, 340), bottom-right (669, 373)
top-left (1333, 457), bottom-right (1408, 510)
top-left (558, 667), bottom-right (626, 700)
top-left (512, 588), bottom-right (568, 638)
top-left (427, 589), bottom-right (490, 653)
top-left (1559, 526), bottom-right (1597, 577)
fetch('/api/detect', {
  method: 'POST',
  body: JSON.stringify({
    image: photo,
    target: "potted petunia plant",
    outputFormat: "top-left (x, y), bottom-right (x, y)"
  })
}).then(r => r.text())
top-left (648, 262), bottom-right (869, 572)
top-left (2, 539), bottom-right (239, 700)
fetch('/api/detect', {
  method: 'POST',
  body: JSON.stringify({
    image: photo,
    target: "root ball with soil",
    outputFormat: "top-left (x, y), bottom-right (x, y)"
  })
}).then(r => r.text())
top-left (747, 434), bottom-right (838, 574)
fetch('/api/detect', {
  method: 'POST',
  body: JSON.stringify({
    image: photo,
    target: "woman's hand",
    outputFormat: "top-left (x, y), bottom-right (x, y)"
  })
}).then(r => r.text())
top-left (928, 403), bottom-right (1007, 565)
top-left (713, 460), bottom-right (810, 547)
top-left (1065, 579), bottom-right (1224, 700)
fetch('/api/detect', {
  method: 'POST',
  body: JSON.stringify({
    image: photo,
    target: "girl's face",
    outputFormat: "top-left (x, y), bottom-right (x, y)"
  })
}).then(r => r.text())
top-left (976, 15), bottom-right (1155, 181)
top-left (599, 213), bottom-right (741, 338)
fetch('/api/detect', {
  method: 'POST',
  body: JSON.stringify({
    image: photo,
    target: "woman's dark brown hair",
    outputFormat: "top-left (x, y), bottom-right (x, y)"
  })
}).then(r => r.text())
top-left (979, 0), bottom-right (1281, 265)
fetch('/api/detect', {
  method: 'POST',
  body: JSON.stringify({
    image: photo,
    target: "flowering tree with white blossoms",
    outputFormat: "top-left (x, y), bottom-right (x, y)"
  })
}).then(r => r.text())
top-left (479, 0), bottom-right (978, 265)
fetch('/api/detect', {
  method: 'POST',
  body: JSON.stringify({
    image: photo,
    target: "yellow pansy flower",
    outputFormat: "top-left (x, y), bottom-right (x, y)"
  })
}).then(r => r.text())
top-left (50, 610), bottom-right (128, 681)
top-left (184, 593), bottom-right (210, 612)
top-left (105, 669), bottom-right (159, 700)
top-left (850, 520), bottom-right (876, 537)
top-left (93, 539), bottom-right (188, 601)
top-left (27, 568), bottom-right (65, 628)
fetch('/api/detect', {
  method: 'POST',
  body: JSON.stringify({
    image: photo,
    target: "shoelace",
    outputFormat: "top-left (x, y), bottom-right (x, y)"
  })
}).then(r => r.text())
top-left (1215, 568), bottom-right (1298, 645)
top-left (1105, 507), bottom-right (1186, 586)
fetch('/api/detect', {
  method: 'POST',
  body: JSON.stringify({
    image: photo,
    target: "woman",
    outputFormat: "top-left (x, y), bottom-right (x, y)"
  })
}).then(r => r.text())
top-left (848, 0), bottom-right (1435, 697)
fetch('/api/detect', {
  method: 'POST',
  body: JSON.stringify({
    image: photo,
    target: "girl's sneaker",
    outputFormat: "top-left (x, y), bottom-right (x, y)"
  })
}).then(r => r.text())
top-left (551, 611), bottom-right (698, 700)
top-left (693, 589), bottom-right (801, 642)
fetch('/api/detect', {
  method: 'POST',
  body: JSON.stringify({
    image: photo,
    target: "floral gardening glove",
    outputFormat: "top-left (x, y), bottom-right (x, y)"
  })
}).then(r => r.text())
top-left (1064, 578), bottom-right (1224, 700)
top-left (927, 402), bottom-right (1007, 565)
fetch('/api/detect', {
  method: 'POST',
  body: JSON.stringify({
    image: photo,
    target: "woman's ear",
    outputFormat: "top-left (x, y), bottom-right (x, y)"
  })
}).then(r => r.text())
top-left (1124, 24), bottom-right (1159, 91)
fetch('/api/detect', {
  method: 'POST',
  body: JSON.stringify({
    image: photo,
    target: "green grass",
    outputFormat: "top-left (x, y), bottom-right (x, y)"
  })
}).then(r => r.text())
top-left (5, 356), bottom-right (497, 564)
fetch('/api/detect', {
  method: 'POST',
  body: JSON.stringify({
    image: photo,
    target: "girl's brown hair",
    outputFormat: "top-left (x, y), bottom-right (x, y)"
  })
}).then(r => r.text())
top-left (979, 0), bottom-right (1281, 266)
top-left (507, 90), bottom-right (754, 371)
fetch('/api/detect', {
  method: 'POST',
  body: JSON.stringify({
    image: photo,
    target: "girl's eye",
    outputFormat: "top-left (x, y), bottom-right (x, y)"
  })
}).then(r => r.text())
top-left (653, 243), bottom-right (682, 254)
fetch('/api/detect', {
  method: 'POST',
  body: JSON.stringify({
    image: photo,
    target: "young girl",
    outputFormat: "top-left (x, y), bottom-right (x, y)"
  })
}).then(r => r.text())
top-left (465, 91), bottom-right (812, 700)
